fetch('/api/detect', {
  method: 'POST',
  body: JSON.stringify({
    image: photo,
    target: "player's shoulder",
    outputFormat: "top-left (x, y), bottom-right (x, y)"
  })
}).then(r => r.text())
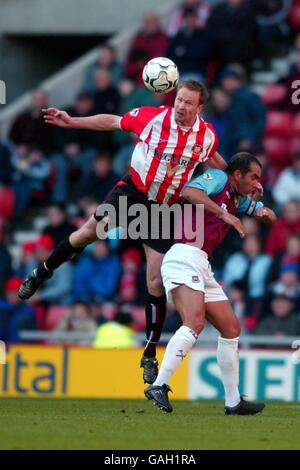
top-left (126, 105), bottom-right (169, 119)
top-left (186, 169), bottom-right (228, 191)
top-left (200, 169), bottom-right (228, 183)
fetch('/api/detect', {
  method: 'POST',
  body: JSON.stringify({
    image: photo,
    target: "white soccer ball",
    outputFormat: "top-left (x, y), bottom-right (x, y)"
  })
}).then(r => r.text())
top-left (142, 57), bottom-right (179, 94)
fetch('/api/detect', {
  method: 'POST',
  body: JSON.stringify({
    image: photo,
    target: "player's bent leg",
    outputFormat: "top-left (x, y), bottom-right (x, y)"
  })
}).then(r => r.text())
top-left (206, 301), bottom-right (265, 415)
top-left (145, 286), bottom-right (205, 413)
top-left (141, 245), bottom-right (166, 384)
top-left (18, 215), bottom-right (99, 301)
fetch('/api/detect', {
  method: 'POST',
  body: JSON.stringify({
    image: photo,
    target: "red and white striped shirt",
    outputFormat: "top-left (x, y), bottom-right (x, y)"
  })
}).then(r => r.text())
top-left (119, 106), bottom-right (218, 204)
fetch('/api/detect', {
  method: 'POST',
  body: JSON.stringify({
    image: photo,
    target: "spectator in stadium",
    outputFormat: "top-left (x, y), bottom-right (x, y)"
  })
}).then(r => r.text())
top-left (0, 139), bottom-right (14, 185)
top-left (118, 248), bottom-right (143, 304)
top-left (76, 151), bottom-right (119, 205)
top-left (9, 89), bottom-right (51, 153)
top-left (83, 44), bottom-right (123, 93)
top-left (125, 12), bottom-right (169, 84)
top-left (50, 92), bottom-right (98, 152)
top-left (256, 293), bottom-right (300, 336)
top-left (268, 233), bottom-right (300, 283)
top-left (222, 234), bottom-right (272, 301)
top-left (203, 86), bottom-right (232, 160)
top-left (42, 204), bottom-right (78, 246)
top-left (73, 240), bottom-right (122, 303)
top-left (93, 311), bottom-right (135, 348)
top-left (268, 261), bottom-right (300, 308)
top-left (167, 6), bottom-right (213, 82)
top-left (219, 64), bottom-right (266, 156)
top-left (12, 147), bottom-right (51, 215)
top-left (207, 0), bottom-right (257, 69)
top-left (50, 92), bottom-right (99, 203)
top-left (254, 0), bottom-right (291, 66)
top-left (21, 235), bottom-right (73, 305)
top-left (266, 200), bottom-right (300, 256)
top-left (167, 0), bottom-right (211, 37)
top-left (90, 68), bottom-right (121, 117)
top-left (272, 152), bottom-right (300, 208)
top-left (0, 223), bottom-right (12, 297)
top-left (55, 301), bottom-right (98, 346)
top-left (0, 277), bottom-right (37, 343)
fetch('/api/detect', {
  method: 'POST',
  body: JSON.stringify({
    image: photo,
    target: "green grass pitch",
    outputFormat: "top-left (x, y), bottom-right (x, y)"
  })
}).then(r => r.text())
top-left (0, 398), bottom-right (299, 450)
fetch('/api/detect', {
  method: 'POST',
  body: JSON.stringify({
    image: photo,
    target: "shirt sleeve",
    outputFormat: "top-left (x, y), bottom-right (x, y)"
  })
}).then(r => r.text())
top-left (185, 169), bottom-right (228, 196)
top-left (237, 196), bottom-right (264, 216)
top-left (119, 106), bottom-right (161, 137)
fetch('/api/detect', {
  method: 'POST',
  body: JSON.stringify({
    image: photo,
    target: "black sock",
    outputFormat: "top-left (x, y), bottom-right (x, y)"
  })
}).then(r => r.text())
top-left (41, 237), bottom-right (84, 272)
top-left (144, 293), bottom-right (167, 358)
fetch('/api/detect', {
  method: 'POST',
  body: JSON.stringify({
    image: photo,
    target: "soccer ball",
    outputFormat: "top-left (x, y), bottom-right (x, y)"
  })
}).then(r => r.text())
top-left (142, 57), bottom-right (179, 94)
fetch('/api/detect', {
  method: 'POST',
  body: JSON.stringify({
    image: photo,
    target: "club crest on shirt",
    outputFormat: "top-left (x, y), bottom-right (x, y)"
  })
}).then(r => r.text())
top-left (129, 108), bottom-right (139, 117)
top-left (192, 143), bottom-right (203, 154)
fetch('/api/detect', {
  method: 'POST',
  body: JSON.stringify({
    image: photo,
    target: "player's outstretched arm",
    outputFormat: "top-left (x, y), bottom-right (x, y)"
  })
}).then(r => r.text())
top-left (183, 187), bottom-right (245, 238)
top-left (42, 107), bottom-right (121, 131)
top-left (254, 207), bottom-right (277, 225)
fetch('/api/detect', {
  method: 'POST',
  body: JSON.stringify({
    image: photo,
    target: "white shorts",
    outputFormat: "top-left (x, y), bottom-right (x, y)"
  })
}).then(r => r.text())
top-left (161, 243), bottom-right (228, 304)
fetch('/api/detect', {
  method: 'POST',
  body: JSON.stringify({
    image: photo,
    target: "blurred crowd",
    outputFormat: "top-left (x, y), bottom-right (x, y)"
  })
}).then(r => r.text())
top-left (1, 0), bottom-right (300, 345)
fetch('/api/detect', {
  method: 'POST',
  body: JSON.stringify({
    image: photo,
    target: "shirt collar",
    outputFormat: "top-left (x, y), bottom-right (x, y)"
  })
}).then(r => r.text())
top-left (171, 109), bottom-right (201, 132)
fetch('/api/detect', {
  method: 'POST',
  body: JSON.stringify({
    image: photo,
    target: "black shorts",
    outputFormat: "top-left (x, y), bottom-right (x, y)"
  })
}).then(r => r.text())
top-left (94, 174), bottom-right (174, 254)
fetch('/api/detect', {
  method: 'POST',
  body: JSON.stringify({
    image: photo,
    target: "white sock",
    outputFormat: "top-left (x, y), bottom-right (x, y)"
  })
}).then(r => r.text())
top-left (217, 336), bottom-right (240, 408)
top-left (153, 325), bottom-right (198, 387)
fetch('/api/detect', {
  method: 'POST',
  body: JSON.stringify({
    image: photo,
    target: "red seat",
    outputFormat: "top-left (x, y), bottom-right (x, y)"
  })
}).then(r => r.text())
top-left (289, 4), bottom-right (300, 30)
top-left (45, 305), bottom-right (70, 330)
top-left (263, 136), bottom-right (291, 170)
top-left (261, 84), bottom-right (287, 109)
top-left (264, 111), bottom-right (292, 137)
top-left (0, 186), bottom-right (15, 220)
top-left (292, 112), bottom-right (300, 133)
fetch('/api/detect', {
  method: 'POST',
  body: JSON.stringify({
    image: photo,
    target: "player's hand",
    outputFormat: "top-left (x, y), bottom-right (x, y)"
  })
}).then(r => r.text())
top-left (220, 211), bottom-right (246, 238)
top-left (42, 107), bottom-right (73, 128)
top-left (254, 207), bottom-right (277, 224)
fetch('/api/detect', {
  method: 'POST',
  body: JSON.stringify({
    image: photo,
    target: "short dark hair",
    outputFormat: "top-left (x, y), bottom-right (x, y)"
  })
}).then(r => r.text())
top-left (49, 202), bottom-right (66, 213)
top-left (177, 80), bottom-right (209, 105)
top-left (226, 152), bottom-right (262, 176)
